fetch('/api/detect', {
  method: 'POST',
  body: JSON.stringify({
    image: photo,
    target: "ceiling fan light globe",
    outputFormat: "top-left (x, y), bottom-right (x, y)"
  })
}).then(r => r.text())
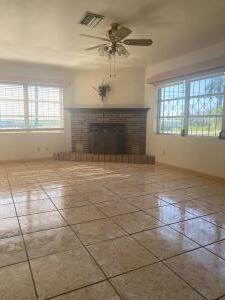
top-left (116, 44), bottom-right (130, 57)
top-left (98, 45), bottom-right (110, 56)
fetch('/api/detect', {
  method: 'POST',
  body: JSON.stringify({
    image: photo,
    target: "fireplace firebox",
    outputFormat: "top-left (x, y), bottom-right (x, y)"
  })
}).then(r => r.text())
top-left (89, 123), bottom-right (126, 154)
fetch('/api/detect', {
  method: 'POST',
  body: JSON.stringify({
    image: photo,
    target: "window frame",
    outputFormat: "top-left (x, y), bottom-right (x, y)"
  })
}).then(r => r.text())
top-left (156, 70), bottom-right (225, 138)
top-left (156, 80), bottom-right (186, 136)
top-left (0, 81), bottom-right (64, 132)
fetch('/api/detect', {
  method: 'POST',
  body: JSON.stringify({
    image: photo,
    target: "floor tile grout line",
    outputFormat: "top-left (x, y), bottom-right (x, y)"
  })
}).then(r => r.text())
top-left (122, 197), bottom-right (202, 226)
top-left (0, 215), bottom-right (21, 221)
top-left (5, 169), bottom-right (39, 300)
top-left (73, 231), bottom-right (129, 247)
top-left (0, 232), bottom-right (23, 241)
top-left (170, 202), bottom-right (225, 216)
top-left (106, 179), bottom-right (208, 192)
top-left (0, 258), bottom-right (30, 271)
top-left (167, 223), bottom-right (225, 261)
top-left (202, 242), bottom-right (225, 261)
top-left (11, 223), bottom-right (70, 236)
top-left (43, 278), bottom-right (113, 300)
top-left (14, 208), bottom-right (58, 218)
top-left (161, 261), bottom-right (208, 300)
top-left (44, 190), bottom-right (123, 300)
top-left (214, 294), bottom-right (225, 300)
top-left (0, 246), bottom-right (86, 271)
top-left (200, 214), bottom-right (225, 230)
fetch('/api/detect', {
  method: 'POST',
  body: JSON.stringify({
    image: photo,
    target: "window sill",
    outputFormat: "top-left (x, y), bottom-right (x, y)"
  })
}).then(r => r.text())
top-left (154, 133), bottom-right (224, 140)
top-left (0, 128), bottom-right (64, 133)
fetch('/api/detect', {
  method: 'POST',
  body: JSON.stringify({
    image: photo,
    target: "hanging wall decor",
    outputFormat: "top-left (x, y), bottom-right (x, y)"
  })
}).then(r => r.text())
top-left (93, 82), bottom-right (111, 101)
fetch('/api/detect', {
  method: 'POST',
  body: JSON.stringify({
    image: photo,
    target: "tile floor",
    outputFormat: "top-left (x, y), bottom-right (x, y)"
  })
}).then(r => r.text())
top-left (0, 160), bottom-right (225, 300)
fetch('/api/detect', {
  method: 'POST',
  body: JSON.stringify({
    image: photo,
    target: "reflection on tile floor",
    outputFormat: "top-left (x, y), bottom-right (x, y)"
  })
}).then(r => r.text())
top-left (0, 160), bottom-right (225, 299)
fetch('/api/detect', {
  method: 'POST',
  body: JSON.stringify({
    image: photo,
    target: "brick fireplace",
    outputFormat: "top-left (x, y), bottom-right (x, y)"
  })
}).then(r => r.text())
top-left (56, 107), bottom-right (155, 164)
top-left (69, 107), bottom-right (149, 155)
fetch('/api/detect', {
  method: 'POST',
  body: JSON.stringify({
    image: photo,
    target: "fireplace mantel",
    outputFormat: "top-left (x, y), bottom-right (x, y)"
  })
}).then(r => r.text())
top-left (65, 107), bottom-right (150, 113)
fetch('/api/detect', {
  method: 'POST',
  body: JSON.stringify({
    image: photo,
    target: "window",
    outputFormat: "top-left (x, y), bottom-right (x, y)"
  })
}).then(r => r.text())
top-left (188, 76), bottom-right (224, 136)
top-left (158, 81), bottom-right (185, 134)
top-left (0, 82), bottom-right (63, 131)
top-left (157, 72), bottom-right (225, 138)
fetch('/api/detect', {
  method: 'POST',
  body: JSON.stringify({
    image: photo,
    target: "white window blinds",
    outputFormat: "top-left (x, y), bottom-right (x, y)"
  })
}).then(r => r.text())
top-left (0, 82), bottom-right (63, 130)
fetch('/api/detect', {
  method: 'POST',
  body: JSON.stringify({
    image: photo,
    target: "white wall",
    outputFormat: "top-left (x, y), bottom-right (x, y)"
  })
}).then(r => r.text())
top-left (0, 63), bottom-right (145, 161)
top-left (0, 61), bottom-right (74, 161)
top-left (145, 41), bottom-right (225, 178)
top-left (73, 68), bottom-right (145, 107)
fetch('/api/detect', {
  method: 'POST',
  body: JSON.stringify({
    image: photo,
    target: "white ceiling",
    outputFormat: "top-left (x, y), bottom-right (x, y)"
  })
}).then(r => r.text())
top-left (0, 0), bottom-right (225, 69)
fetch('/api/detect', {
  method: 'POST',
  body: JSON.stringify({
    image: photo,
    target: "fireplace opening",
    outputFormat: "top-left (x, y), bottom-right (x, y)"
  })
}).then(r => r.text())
top-left (89, 123), bottom-right (126, 154)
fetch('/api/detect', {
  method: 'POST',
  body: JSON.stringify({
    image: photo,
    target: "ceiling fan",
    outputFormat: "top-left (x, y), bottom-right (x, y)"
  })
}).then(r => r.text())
top-left (80, 23), bottom-right (153, 57)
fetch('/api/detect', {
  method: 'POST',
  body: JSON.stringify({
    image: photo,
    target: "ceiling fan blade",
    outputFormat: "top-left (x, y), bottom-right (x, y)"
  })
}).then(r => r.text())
top-left (123, 39), bottom-right (153, 46)
top-left (85, 44), bottom-right (106, 50)
top-left (116, 26), bottom-right (132, 40)
top-left (80, 34), bottom-right (110, 42)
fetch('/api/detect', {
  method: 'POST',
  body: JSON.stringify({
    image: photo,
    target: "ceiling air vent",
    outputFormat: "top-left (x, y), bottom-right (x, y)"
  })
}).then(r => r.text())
top-left (79, 12), bottom-right (104, 28)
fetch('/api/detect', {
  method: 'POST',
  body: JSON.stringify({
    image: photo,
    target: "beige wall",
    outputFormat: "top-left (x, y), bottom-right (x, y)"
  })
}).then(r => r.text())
top-left (145, 41), bottom-right (225, 178)
top-left (0, 61), bottom-right (74, 160)
top-left (73, 68), bottom-right (145, 107)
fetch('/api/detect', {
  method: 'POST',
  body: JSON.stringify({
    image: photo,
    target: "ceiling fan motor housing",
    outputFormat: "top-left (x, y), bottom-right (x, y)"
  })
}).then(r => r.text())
top-left (108, 23), bottom-right (121, 42)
